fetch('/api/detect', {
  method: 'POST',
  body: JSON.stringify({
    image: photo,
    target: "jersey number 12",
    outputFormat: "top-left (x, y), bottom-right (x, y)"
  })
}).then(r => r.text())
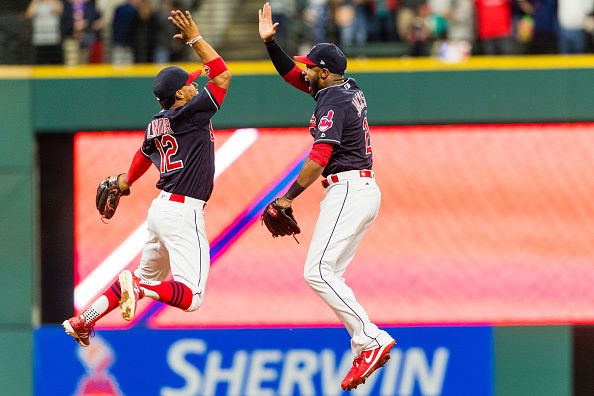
top-left (155, 135), bottom-right (184, 173)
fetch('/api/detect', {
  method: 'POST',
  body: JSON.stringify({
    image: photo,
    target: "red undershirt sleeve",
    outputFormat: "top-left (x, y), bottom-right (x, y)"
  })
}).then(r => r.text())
top-left (126, 149), bottom-right (152, 185)
top-left (309, 143), bottom-right (334, 167)
top-left (282, 65), bottom-right (310, 94)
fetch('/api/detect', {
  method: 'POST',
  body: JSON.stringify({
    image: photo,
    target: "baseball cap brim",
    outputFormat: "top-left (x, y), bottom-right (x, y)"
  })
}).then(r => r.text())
top-left (293, 56), bottom-right (317, 67)
top-left (185, 69), bottom-right (202, 84)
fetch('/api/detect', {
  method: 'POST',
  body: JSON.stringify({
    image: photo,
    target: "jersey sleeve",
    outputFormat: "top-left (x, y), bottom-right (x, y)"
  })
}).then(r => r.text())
top-left (312, 105), bottom-right (345, 145)
top-left (141, 128), bottom-right (155, 155)
top-left (178, 84), bottom-right (220, 121)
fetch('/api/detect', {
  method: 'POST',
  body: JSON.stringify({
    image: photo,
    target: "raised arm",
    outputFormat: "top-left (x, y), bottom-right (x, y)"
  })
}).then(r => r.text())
top-left (169, 10), bottom-right (231, 90)
top-left (258, 2), bottom-right (309, 94)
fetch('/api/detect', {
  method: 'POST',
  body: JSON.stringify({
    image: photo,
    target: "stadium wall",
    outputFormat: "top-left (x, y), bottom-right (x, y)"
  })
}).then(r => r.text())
top-left (3, 56), bottom-right (593, 395)
top-left (0, 76), bottom-right (34, 395)
top-left (27, 57), bottom-right (594, 132)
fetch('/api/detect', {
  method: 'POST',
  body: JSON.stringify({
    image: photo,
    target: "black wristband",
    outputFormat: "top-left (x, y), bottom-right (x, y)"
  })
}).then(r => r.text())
top-left (265, 39), bottom-right (296, 76)
top-left (285, 180), bottom-right (306, 200)
top-left (264, 38), bottom-right (277, 47)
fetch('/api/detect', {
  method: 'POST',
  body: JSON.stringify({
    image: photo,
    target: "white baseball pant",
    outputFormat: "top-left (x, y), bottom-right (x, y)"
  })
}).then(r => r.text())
top-left (134, 190), bottom-right (210, 311)
top-left (304, 170), bottom-right (393, 357)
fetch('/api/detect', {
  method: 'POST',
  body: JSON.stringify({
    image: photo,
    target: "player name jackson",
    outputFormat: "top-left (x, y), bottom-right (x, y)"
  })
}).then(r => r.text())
top-left (352, 90), bottom-right (367, 117)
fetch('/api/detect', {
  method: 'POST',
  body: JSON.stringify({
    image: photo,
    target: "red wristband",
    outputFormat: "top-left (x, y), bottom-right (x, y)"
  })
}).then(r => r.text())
top-left (204, 57), bottom-right (228, 79)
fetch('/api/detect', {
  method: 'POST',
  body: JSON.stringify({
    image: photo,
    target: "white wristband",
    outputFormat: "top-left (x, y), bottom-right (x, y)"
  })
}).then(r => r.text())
top-left (186, 35), bottom-right (203, 46)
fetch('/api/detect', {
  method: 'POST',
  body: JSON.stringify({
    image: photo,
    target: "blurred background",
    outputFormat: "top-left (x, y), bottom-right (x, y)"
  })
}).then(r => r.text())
top-left (2, 0), bottom-right (594, 65)
top-left (2, 0), bottom-right (594, 395)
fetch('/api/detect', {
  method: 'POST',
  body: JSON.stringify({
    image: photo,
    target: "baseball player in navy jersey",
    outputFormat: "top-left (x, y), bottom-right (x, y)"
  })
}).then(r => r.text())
top-left (62, 10), bottom-right (231, 347)
top-left (259, 3), bottom-right (396, 391)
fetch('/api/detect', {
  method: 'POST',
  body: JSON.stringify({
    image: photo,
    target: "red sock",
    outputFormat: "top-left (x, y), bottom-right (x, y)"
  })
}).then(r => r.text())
top-left (140, 280), bottom-right (193, 310)
top-left (82, 280), bottom-right (121, 327)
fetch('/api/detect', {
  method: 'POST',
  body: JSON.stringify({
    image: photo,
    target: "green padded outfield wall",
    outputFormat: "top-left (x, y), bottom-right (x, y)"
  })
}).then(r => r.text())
top-left (496, 326), bottom-right (572, 396)
top-left (3, 55), bottom-right (592, 395)
top-left (0, 76), bottom-right (34, 395)
top-left (28, 56), bottom-right (594, 131)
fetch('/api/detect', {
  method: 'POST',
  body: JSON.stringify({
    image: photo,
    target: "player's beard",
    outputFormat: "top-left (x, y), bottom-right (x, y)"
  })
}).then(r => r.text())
top-left (309, 76), bottom-right (321, 97)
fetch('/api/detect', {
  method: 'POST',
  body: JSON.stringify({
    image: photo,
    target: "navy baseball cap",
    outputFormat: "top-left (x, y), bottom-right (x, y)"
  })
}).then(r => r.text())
top-left (294, 43), bottom-right (347, 75)
top-left (153, 66), bottom-right (202, 100)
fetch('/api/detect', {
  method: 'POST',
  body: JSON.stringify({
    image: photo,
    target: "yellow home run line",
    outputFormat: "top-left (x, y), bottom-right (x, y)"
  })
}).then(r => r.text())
top-left (3, 55), bottom-right (594, 79)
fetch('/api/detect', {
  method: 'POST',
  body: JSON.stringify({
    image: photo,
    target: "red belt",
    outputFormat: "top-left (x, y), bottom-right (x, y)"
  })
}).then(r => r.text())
top-left (168, 193), bottom-right (207, 209)
top-left (169, 193), bottom-right (185, 203)
top-left (321, 170), bottom-right (372, 188)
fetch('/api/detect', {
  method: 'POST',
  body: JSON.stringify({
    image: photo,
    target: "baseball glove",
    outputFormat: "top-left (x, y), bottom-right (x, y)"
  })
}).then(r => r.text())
top-left (261, 198), bottom-right (301, 238)
top-left (96, 174), bottom-right (130, 220)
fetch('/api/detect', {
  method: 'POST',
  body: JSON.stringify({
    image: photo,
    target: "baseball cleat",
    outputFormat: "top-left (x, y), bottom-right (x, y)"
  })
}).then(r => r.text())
top-left (341, 339), bottom-right (396, 391)
top-left (62, 314), bottom-right (94, 347)
top-left (118, 270), bottom-right (143, 321)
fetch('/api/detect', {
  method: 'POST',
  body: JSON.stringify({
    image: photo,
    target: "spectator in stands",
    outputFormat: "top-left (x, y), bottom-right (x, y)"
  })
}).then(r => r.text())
top-left (85, 0), bottom-right (103, 63)
top-left (586, 11), bottom-right (594, 49)
top-left (443, 0), bottom-right (474, 59)
top-left (111, 0), bottom-right (140, 64)
top-left (397, 0), bottom-right (427, 42)
top-left (25, 0), bottom-right (63, 64)
top-left (304, 0), bottom-right (330, 44)
top-left (557, 0), bottom-right (592, 53)
top-left (371, 0), bottom-right (398, 42)
top-left (512, 0), bottom-right (535, 54)
top-left (406, 2), bottom-right (432, 56)
top-left (428, 0), bottom-right (451, 42)
top-left (334, 0), bottom-right (369, 47)
top-left (447, 0), bottom-right (474, 43)
top-left (527, 0), bottom-right (558, 53)
top-left (270, 0), bottom-right (298, 53)
top-left (132, 0), bottom-right (154, 63)
top-left (153, 0), bottom-right (187, 63)
top-left (61, 0), bottom-right (103, 65)
top-left (474, 0), bottom-right (514, 54)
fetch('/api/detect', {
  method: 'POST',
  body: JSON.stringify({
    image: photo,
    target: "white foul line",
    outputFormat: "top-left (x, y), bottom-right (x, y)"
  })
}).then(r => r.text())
top-left (74, 128), bottom-right (259, 310)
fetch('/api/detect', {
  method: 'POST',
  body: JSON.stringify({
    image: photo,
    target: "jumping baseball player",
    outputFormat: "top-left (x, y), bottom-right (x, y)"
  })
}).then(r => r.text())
top-left (63, 10), bottom-right (231, 347)
top-left (259, 3), bottom-right (396, 391)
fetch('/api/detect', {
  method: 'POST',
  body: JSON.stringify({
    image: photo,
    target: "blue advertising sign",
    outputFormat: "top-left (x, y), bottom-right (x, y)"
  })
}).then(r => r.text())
top-left (35, 326), bottom-right (492, 396)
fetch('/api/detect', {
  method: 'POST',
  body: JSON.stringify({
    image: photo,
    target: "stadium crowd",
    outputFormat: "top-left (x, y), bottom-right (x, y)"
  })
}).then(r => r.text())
top-left (19, 0), bottom-right (594, 65)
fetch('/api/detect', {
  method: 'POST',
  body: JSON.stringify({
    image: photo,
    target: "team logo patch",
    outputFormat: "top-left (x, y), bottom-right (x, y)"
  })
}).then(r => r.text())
top-left (318, 110), bottom-right (334, 132)
top-left (267, 206), bottom-right (278, 217)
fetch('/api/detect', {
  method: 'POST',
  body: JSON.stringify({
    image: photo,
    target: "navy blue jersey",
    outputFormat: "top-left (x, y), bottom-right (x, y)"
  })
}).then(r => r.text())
top-left (140, 85), bottom-right (220, 201)
top-left (309, 78), bottom-right (372, 177)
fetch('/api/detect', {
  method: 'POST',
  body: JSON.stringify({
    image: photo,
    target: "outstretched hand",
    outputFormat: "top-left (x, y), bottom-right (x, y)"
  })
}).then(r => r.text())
top-left (169, 10), bottom-right (200, 41)
top-left (258, 2), bottom-right (278, 42)
top-left (261, 198), bottom-right (301, 239)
